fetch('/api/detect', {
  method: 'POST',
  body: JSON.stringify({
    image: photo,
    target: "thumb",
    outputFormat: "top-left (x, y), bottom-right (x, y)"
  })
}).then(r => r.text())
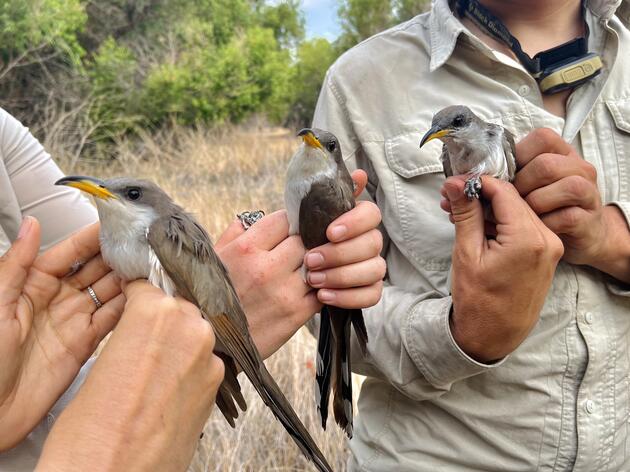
top-left (351, 169), bottom-right (368, 197)
top-left (121, 279), bottom-right (161, 301)
top-left (0, 216), bottom-right (41, 308)
top-left (443, 177), bottom-right (485, 253)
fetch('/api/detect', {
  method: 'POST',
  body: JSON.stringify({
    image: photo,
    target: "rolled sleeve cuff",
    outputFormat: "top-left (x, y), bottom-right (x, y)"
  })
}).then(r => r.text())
top-left (605, 201), bottom-right (630, 296)
top-left (405, 296), bottom-right (507, 388)
top-left (610, 201), bottom-right (630, 225)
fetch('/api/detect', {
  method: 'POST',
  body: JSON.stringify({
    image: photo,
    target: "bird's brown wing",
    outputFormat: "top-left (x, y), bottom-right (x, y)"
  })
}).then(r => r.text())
top-left (299, 177), bottom-right (354, 250)
top-left (503, 127), bottom-right (517, 181)
top-left (147, 213), bottom-right (332, 472)
top-left (441, 144), bottom-right (454, 179)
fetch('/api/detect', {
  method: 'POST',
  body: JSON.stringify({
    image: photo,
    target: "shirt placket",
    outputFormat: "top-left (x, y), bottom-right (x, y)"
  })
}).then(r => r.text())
top-left (458, 19), bottom-right (614, 468)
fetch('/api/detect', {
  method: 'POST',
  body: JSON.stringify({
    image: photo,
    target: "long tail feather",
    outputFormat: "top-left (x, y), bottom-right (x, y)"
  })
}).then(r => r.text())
top-left (258, 368), bottom-right (333, 472)
top-left (215, 385), bottom-right (238, 427)
top-left (212, 313), bottom-right (332, 472)
top-left (350, 308), bottom-right (367, 356)
top-left (315, 306), bottom-right (334, 430)
top-left (332, 313), bottom-right (353, 438)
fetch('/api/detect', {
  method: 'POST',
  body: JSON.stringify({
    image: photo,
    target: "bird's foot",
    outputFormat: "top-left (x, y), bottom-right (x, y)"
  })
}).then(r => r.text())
top-left (464, 176), bottom-right (482, 200)
top-left (67, 260), bottom-right (85, 276)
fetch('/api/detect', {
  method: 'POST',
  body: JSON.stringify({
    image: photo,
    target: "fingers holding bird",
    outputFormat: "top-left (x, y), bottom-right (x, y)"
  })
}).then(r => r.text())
top-left (65, 254), bottom-right (112, 290)
top-left (306, 201), bottom-right (385, 309)
top-left (326, 200), bottom-right (382, 243)
top-left (350, 169), bottom-right (368, 197)
top-left (512, 128), bottom-right (610, 267)
top-left (305, 229), bottom-right (383, 271)
top-left (318, 281), bottom-right (384, 308)
top-left (35, 223), bottom-right (102, 278)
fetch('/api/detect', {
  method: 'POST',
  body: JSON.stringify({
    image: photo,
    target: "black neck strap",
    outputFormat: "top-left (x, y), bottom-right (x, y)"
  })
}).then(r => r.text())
top-left (455, 0), bottom-right (589, 78)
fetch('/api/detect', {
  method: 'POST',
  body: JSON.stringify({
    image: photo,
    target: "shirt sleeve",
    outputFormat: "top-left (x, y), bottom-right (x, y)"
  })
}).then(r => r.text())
top-left (311, 73), bottom-right (505, 401)
top-left (603, 201), bottom-right (630, 295)
top-left (0, 108), bottom-right (97, 251)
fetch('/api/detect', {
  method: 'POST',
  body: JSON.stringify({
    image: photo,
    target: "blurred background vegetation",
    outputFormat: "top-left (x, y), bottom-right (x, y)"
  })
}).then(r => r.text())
top-left (0, 0), bottom-right (428, 158)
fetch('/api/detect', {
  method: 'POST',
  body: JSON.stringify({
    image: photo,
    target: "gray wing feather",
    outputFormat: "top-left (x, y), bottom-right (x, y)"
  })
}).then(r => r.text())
top-left (147, 212), bottom-right (332, 472)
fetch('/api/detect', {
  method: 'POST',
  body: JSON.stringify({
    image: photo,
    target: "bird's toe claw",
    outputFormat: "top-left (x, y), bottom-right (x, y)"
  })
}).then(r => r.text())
top-left (464, 177), bottom-right (482, 200)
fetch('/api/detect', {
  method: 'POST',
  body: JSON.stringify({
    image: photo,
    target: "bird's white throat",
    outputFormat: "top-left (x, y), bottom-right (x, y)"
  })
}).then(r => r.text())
top-left (284, 144), bottom-right (337, 235)
top-left (95, 198), bottom-right (172, 291)
top-left (446, 123), bottom-right (509, 179)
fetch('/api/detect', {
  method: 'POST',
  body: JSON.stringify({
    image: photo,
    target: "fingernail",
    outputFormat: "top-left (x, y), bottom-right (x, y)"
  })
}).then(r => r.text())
top-left (308, 271), bottom-right (326, 286)
top-left (319, 289), bottom-right (336, 303)
top-left (305, 252), bottom-right (324, 269)
top-left (17, 216), bottom-right (33, 239)
top-left (330, 225), bottom-right (347, 241)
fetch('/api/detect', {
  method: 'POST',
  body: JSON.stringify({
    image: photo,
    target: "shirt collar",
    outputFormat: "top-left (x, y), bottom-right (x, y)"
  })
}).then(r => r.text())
top-left (429, 0), bottom-right (623, 71)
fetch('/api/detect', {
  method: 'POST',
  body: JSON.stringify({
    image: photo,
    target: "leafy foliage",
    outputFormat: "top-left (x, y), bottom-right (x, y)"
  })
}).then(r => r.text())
top-left (289, 38), bottom-right (338, 126)
top-left (337, 0), bottom-right (430, 50)
top-left (0, 0), bottom-right (431, 144)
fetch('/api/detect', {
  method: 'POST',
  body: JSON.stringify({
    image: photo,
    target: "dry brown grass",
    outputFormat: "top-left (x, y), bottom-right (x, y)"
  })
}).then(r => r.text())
top-left (55, 125), bottom-right (357, 471)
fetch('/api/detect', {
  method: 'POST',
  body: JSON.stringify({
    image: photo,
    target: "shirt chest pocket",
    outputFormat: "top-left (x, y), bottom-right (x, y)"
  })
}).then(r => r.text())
top-left (383, 131), bottom-right (454, 272)
top-left (603, 99), bottom-right (630, 201)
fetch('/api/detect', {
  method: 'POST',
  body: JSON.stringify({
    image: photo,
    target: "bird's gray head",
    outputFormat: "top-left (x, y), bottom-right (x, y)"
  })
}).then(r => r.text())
top-left (419, 105), bottom-right (482, 148)
top-left (297, 127), bottom-right (342, 163)
top-left (55, 175), bottom-right (175, 234)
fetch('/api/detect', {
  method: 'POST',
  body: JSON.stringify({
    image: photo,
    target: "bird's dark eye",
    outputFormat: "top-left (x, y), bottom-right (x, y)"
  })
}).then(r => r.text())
top-left (453, 114), bottom-right (465, 127)
top-left (326, 140), bottom-right (337, 152)
top-left (126, 187), bottom-right (142, 201)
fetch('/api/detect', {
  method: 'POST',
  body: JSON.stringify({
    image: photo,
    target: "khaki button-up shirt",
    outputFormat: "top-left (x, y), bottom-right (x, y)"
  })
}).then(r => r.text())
top-left (313, 1), bottom-right (630, 470)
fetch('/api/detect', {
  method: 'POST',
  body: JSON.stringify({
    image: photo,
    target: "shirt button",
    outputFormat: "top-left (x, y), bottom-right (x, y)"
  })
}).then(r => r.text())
top-left (585, 312), bottom-right (594, 324)
top-left (585, 399), bottom-right (595, 414)
top-left (518, 85), bottom-right (531, 96)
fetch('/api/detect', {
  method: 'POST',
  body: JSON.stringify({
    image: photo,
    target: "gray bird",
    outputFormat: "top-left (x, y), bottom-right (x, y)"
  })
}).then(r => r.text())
top-left (420, 105), bottom-right (517, 199)
top-left (55, 175), bottom-right (332, 472)
top-left (284, 128), bottom-right (368, 438)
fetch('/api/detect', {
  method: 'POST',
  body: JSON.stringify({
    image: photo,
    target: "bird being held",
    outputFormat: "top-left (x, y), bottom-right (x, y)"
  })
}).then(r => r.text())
top-left (284, 128), bottom-right (368, 439)
top-left (55, 176), bottom-right (332, 472)
top-left (420, 105), bottom-right (516, 199)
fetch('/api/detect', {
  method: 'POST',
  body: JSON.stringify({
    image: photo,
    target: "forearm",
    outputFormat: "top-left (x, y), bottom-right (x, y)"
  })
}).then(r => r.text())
top-left (589, 205), bottom-right (630, 283)
top-left (350, 284), bottom-right (503, 401)
top-left (1, 108), bottom-right (97, 250)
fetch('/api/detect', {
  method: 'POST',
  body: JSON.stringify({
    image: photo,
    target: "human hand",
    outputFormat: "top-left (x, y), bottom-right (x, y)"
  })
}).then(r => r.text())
top-left (215, 170), bottom-right (384, 360)
top-left (36, 280), bottom-right (224, 472)
top-left (303, 170), bottom-right (385, 308)
top-left (513, 128), bottom-right (630, 281)
top-left (441, 175), bottom-right (564, 362)
top-left (0, 219), bottom-right (124, 451)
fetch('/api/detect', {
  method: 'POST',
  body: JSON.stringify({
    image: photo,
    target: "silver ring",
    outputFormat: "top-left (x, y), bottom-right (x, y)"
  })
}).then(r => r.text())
top-left (236, 210), bottom-right (265, 230)
top-left (87, 285), bottom-right (103, 309)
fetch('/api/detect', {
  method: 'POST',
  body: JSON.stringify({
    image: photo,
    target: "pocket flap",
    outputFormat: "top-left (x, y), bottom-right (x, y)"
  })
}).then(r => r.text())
top-left (385, 131), bottom-right (444, 178)
top-left (607, 99), bottom-right (630, 134)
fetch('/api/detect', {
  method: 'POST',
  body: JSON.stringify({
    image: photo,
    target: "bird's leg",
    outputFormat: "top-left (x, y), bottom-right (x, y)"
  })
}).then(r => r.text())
top-left (464, 175), bottom-right (482, 200)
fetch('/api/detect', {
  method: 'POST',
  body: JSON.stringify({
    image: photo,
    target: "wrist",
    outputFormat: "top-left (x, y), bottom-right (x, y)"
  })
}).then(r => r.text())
top-left (37, 419), bottom-right (123, 472)
top-left (449, 307), bottom-right (505, 364)
top-left (589, 206), bottom-right (630, 282)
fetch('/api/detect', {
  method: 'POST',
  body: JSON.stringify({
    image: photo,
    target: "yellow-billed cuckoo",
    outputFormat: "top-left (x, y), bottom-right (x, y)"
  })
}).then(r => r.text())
top-left (284, 128), bottom-right (368, 438)
top-left (420, 105), bottom-right (517, 199)
top-left (55, 176), bottom-right (332, 472)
